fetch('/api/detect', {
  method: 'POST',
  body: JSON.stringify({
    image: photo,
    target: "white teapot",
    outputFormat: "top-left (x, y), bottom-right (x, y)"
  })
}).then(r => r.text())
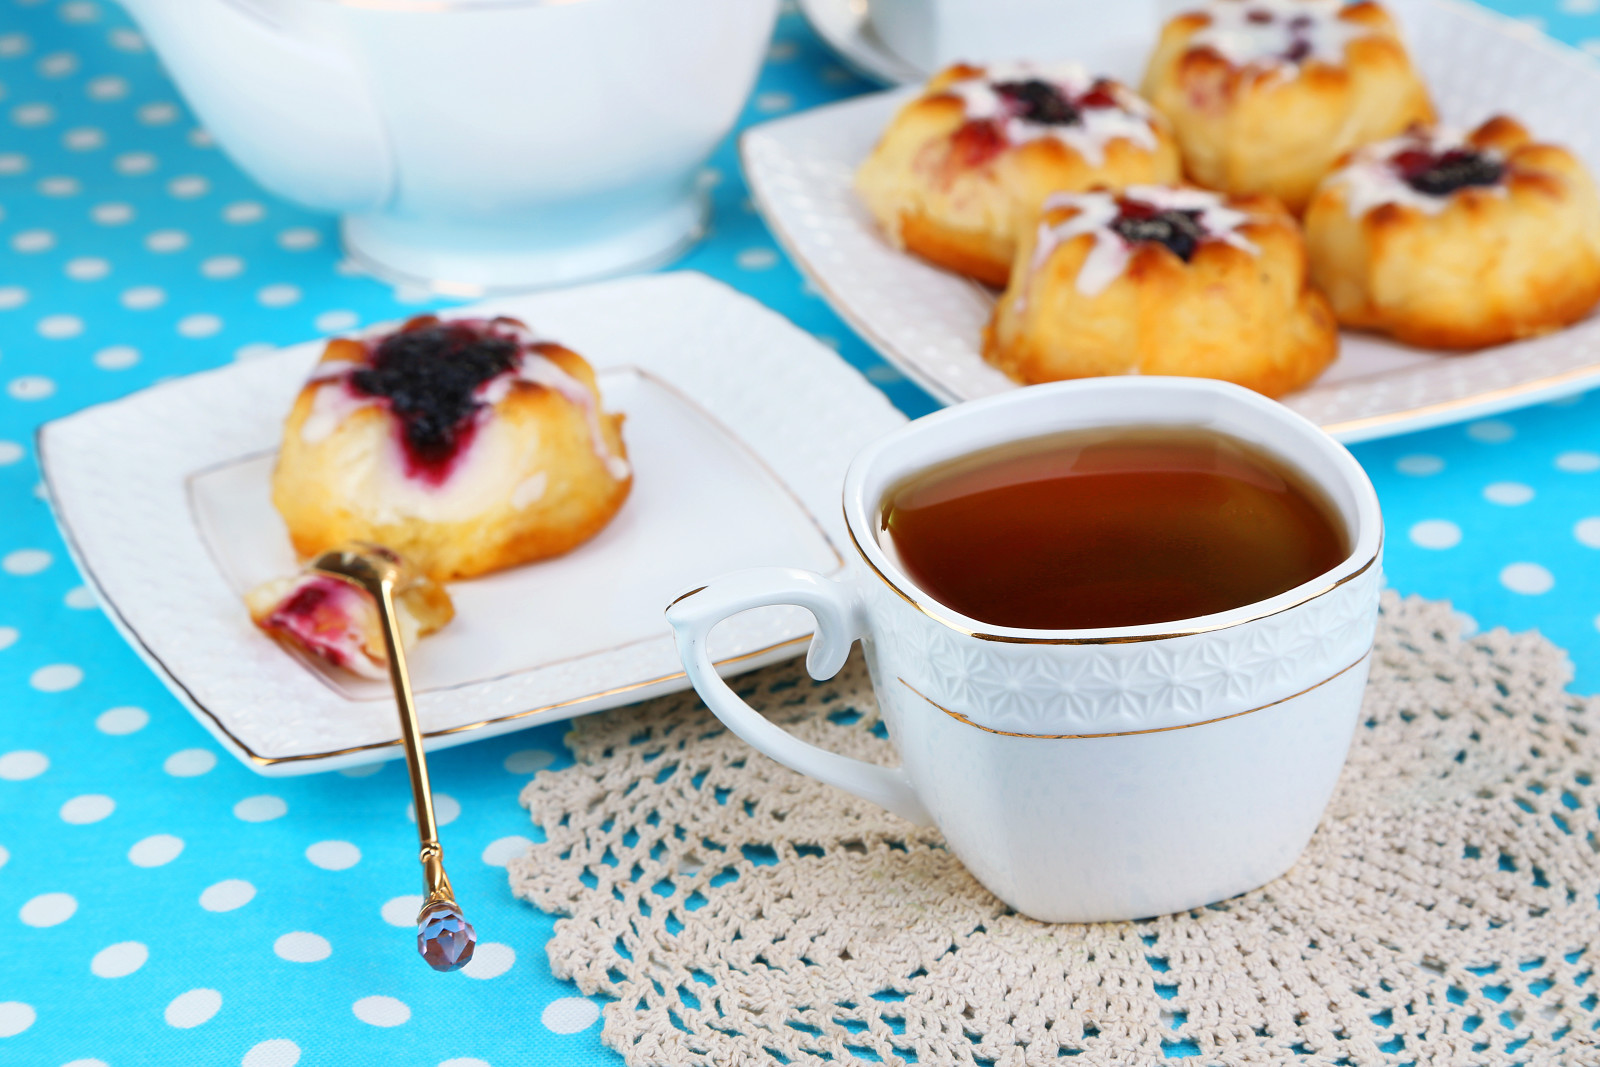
top-left (119, 0), bottom-right (779, 293)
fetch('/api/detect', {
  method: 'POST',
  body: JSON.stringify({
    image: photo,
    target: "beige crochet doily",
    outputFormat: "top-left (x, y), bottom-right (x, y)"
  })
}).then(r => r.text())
top-left (509, 593), bottom-right (1600, 1066)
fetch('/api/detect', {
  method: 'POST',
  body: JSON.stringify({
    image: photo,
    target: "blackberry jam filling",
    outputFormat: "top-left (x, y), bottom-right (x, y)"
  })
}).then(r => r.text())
top-left (349, 317), bottom-right (520, 482)
top-left (1110, 201), bottom-right (1208, 261)
top-left (994, 79), bottom-right (1081, 126)
top-left (1393, 147), bottom-right (1505, 197)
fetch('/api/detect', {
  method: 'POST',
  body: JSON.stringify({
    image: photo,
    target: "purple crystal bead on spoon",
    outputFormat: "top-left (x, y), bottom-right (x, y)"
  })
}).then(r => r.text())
top-left (417, 901), bottom-right (477, 972)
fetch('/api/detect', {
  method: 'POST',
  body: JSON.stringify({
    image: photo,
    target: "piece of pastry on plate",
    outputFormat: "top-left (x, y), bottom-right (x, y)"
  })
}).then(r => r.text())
top-left (1304, 116), bottom-right (1600, 348)
top-left (856, 62), bottom-right (1182, 286)
top-left (273, 314), bottom-right (632, 582)
top-left (1142, 0), bottom-right (1434, 214)
top-left (246, 543), bottom-right (454, 680)
top-left (983, 185), bottom-right (1338, 397)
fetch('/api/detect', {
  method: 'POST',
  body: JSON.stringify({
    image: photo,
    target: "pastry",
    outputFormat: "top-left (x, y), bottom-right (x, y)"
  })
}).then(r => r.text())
top-left (1304, 116), bottom-right (1600, 349)
top-left (984, 185), bottom-right (1338, 397)
top-left (856, 62), bottom-right (1182, 286)
top-left (273, 315), bottom-right (632, 582)
top-left (246, 544), bottom-right (454, 680)
top-left (1142, 0), bottom-right (1434, 213)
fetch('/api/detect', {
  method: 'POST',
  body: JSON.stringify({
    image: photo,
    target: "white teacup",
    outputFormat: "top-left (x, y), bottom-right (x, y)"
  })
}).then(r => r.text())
top-left (667, 378), bottom-right (1383, 923)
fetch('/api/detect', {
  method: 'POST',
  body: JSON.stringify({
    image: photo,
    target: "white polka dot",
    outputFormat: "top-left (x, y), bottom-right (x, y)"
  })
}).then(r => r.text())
top-left (257, 283), bottom-right (301, 307)
top-left (737, 248), bottom-right (778, 270)
top-left (8, 375), bottom-right (55, 400)
top-left (31, 664), bottom-right (82, 692)
top-left (541, 997), bottom-right (600, 1034)
top-left (92, 201), bottom-right (133, 225)
top-left (90, 940), bottom-right (147, 977)
top-left (37, 313), bottom-right (84, 339)
top-left (20, 891), bottom-right (76, 927)
top-left (0, 153), bottom-right (28, 176)
top-left (481, 836), bottom-right (532, 867)
top-left (224, 200), bottom-right (265, 224)
top-left (201, 255), bottom-right (243, 279)
top-left (0, 34), bottom-right (29, 59)
top-left (121, 285), bottom-right (165, 309)
top-left (461, 941), bottom-right (515, 980)
top-left (67, 256), bottom-right (111, 280)
top-left (178, 313), bottom-right (223, 338)
top-left (335, 258), bottom-right (365, 276)
top-left (108, 26), bottom-right (145, 51)
top-left (114, 151), bottom-right (157, 176)
top-left (65, 584), bottom-right (96, 609)
top-left (87, 75), bottom-right (127, 100)
top-left (168, 747), bottom-right (219, 777)
top-left (12, 102), bottom-right (56, 127)
top-left (0, 441), bottom-right (20, 465)
top-left (274, 932), bottom-right (331, 963)
top-left (352, 996), bottom-right (410, 1027)
top-left (37, 175), bottom-right (80, 196)
top-left (1408, 519), bottom-right (1461, 550)
top-left (199, 878), bottom-right (255, 912)
top-left (1556, 451), bottom-right (1600, 473)
top-left (12, 229), bottom-right (56, 253)
top-left (1466, 419), bottom-right (1515, 443)
top-left (866, 363), bottom-right (903, 383)
top-left (1574, 518), bottom-right (1600, 549)
top-left (94, 345), bottom-right (139, 370)
top-left (63, 126), bottom-right (104, 150)
top-left (1500, 562), bottom-right (1554, 596)
top-left (62, 1060), bottom-right (109, 1067)
top-left (0, 627), bottom-right (16, 650)
top-left (0, 845), bottom-right (7, 870)
top-left (129, 834), bottom-right (185, 867)
top-left (164, 988), bottom-right (221, 1029)
top-left (754, 91), bottom-right (794, 112)
top-left (407, 793), bottom-right (459, 826)
top-left (0, 286), bottom-right (28, 309)
top-left (336, 761), bottom-right (381, 778)
top-left (696, 167), bottom-right (722, 189)
top-left (0, 750), bottom-right (49, 780)
top-left (242, 1039), bottom-right (300, 1067)
top-left (37, 50), bottom-right (78, 77)
top-left (189, 127), bottom-right (214, 148)
top-left (61, 1), bottom-right (102, 23)
top-left (503, 748), bottom-right (554, 774)
top-left (393, 283), bottom-right (433, 304)
top-left (305, 840), bottom-right (361, 870)
top-left (438, 1061), bottom-right (489, 1067)
top-left (96, 706), bottom-right (148, 734)
top-left (768, 40), bottom-right (797, 60)
top-left (60, 794), bottom-right (114, 824)
top-left (1395, 454), bottom-right (1444, 477)
top-left (278, 227), bottom-right (320, 251)
top-left (234, 342), bottom-right (276, 361)
top-left (145, 229), bottom-right (188, 253)
top-left (233, 795), bottom-right (287, 822)
top-left (4, 549), bottom-right (51, 575)
top-left (381, 895), bottom-right (422, 927)
top-left (162, 175), bottom-right (208, 201)
top-left (1482, 482), bottom-right (1534, 506)
top-left (315, 309), bottom-right (359, 333)
top-left (0, 1002), bottom-right (35, 1038)
top-left (137, 101), bottom-right (178, 125)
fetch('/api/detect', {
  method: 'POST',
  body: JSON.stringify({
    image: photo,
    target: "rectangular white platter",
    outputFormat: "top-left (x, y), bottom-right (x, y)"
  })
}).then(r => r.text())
top-left (39, 272), bottom-right (907, 775)
top-left (746, 0), bottom-right (1600, 442)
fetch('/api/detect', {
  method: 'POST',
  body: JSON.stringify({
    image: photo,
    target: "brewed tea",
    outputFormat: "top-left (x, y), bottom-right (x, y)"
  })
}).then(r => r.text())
top-left (880, 427), bottom-right (1346, 630)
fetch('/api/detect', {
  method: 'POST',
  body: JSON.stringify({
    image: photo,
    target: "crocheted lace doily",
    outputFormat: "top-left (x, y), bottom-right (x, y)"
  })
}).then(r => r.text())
top-left (509, 594), bottom-right (1600, 1066)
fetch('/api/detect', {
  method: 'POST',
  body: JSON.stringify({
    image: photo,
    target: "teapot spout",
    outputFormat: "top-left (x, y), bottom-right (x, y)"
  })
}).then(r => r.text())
top-left (116, 0), bottom-right (391, 213)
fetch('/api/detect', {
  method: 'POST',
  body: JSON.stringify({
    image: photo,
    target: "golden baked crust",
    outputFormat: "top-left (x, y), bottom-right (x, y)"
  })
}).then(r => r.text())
top-left (1304, 116), bottom-right (1600, 349)
top-left (1142, 0), bottom-right (1434, 214)
top-left (856, 63), bottom-right (1182, 286)
top-left (272, 317), bottom-right (632, 582)
top-left (984, 186), bottom-right (1338, 397)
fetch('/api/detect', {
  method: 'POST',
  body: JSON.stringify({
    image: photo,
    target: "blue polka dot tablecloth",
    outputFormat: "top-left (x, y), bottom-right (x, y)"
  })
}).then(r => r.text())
top-left (2, 1), bottom-right (1600, 1065)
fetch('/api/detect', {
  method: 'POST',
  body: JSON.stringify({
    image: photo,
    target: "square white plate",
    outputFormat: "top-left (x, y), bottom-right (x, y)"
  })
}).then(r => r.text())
top-left (40, 272), bottom-right (907, 775)
top-left (747, 0), bottom-right (1600, 442)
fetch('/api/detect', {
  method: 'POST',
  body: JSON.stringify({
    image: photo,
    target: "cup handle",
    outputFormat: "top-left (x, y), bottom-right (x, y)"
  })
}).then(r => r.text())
top-left (666, 568), bottom-right (933, 826)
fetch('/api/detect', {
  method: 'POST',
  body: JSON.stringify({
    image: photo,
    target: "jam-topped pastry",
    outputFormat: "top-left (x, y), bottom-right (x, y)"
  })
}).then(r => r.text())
top-left (1305, 116), bottom-right (1600, 348)
top-left (984, 185), bottom-right (1338, 396)
top-left (245, 544), bottom-right (454, 680)
top-left (1142, 0), bottom-right (1434, 214)
top-left (273, 315), bottom-right (632, 582)
top-left (856, 62), bottom-right (1181, 286)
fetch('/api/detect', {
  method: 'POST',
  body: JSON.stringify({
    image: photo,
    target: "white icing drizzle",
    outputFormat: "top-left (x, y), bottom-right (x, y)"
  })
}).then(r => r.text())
top-left (1186, 0), bottom-right (1374, 70)
top-left (946, 62), bottom-right (1159, 167)
top-left (1031, 186), bottom-right (1261, 297)
top-left (1324, 126), bottom-right (1507, 218)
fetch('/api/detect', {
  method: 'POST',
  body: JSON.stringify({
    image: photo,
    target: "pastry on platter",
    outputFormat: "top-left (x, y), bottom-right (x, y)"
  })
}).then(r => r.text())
top-left (1142, 0), bottom-right (1434, 214)
top-left (1304, 116), bottom-right (1600, 348)
top-left (246, 544), bottom-right (454, 680)
top-left (984, 185), bottom-right (1338, 397)
top-left (856, 62), bottom-right (1181, 286)
top-left (273, 315), bottom-right (632, 582)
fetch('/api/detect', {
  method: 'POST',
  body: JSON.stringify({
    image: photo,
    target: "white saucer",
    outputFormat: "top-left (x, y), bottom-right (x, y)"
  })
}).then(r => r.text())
top-left (797, 0), bottom-right (923, 86)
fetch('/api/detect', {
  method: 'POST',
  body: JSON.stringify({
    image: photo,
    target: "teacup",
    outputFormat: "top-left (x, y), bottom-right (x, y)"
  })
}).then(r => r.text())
top-left (867, 0), bottom-right (1160, 75)
top-left (667, 378), bottom-right (1383, 923)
